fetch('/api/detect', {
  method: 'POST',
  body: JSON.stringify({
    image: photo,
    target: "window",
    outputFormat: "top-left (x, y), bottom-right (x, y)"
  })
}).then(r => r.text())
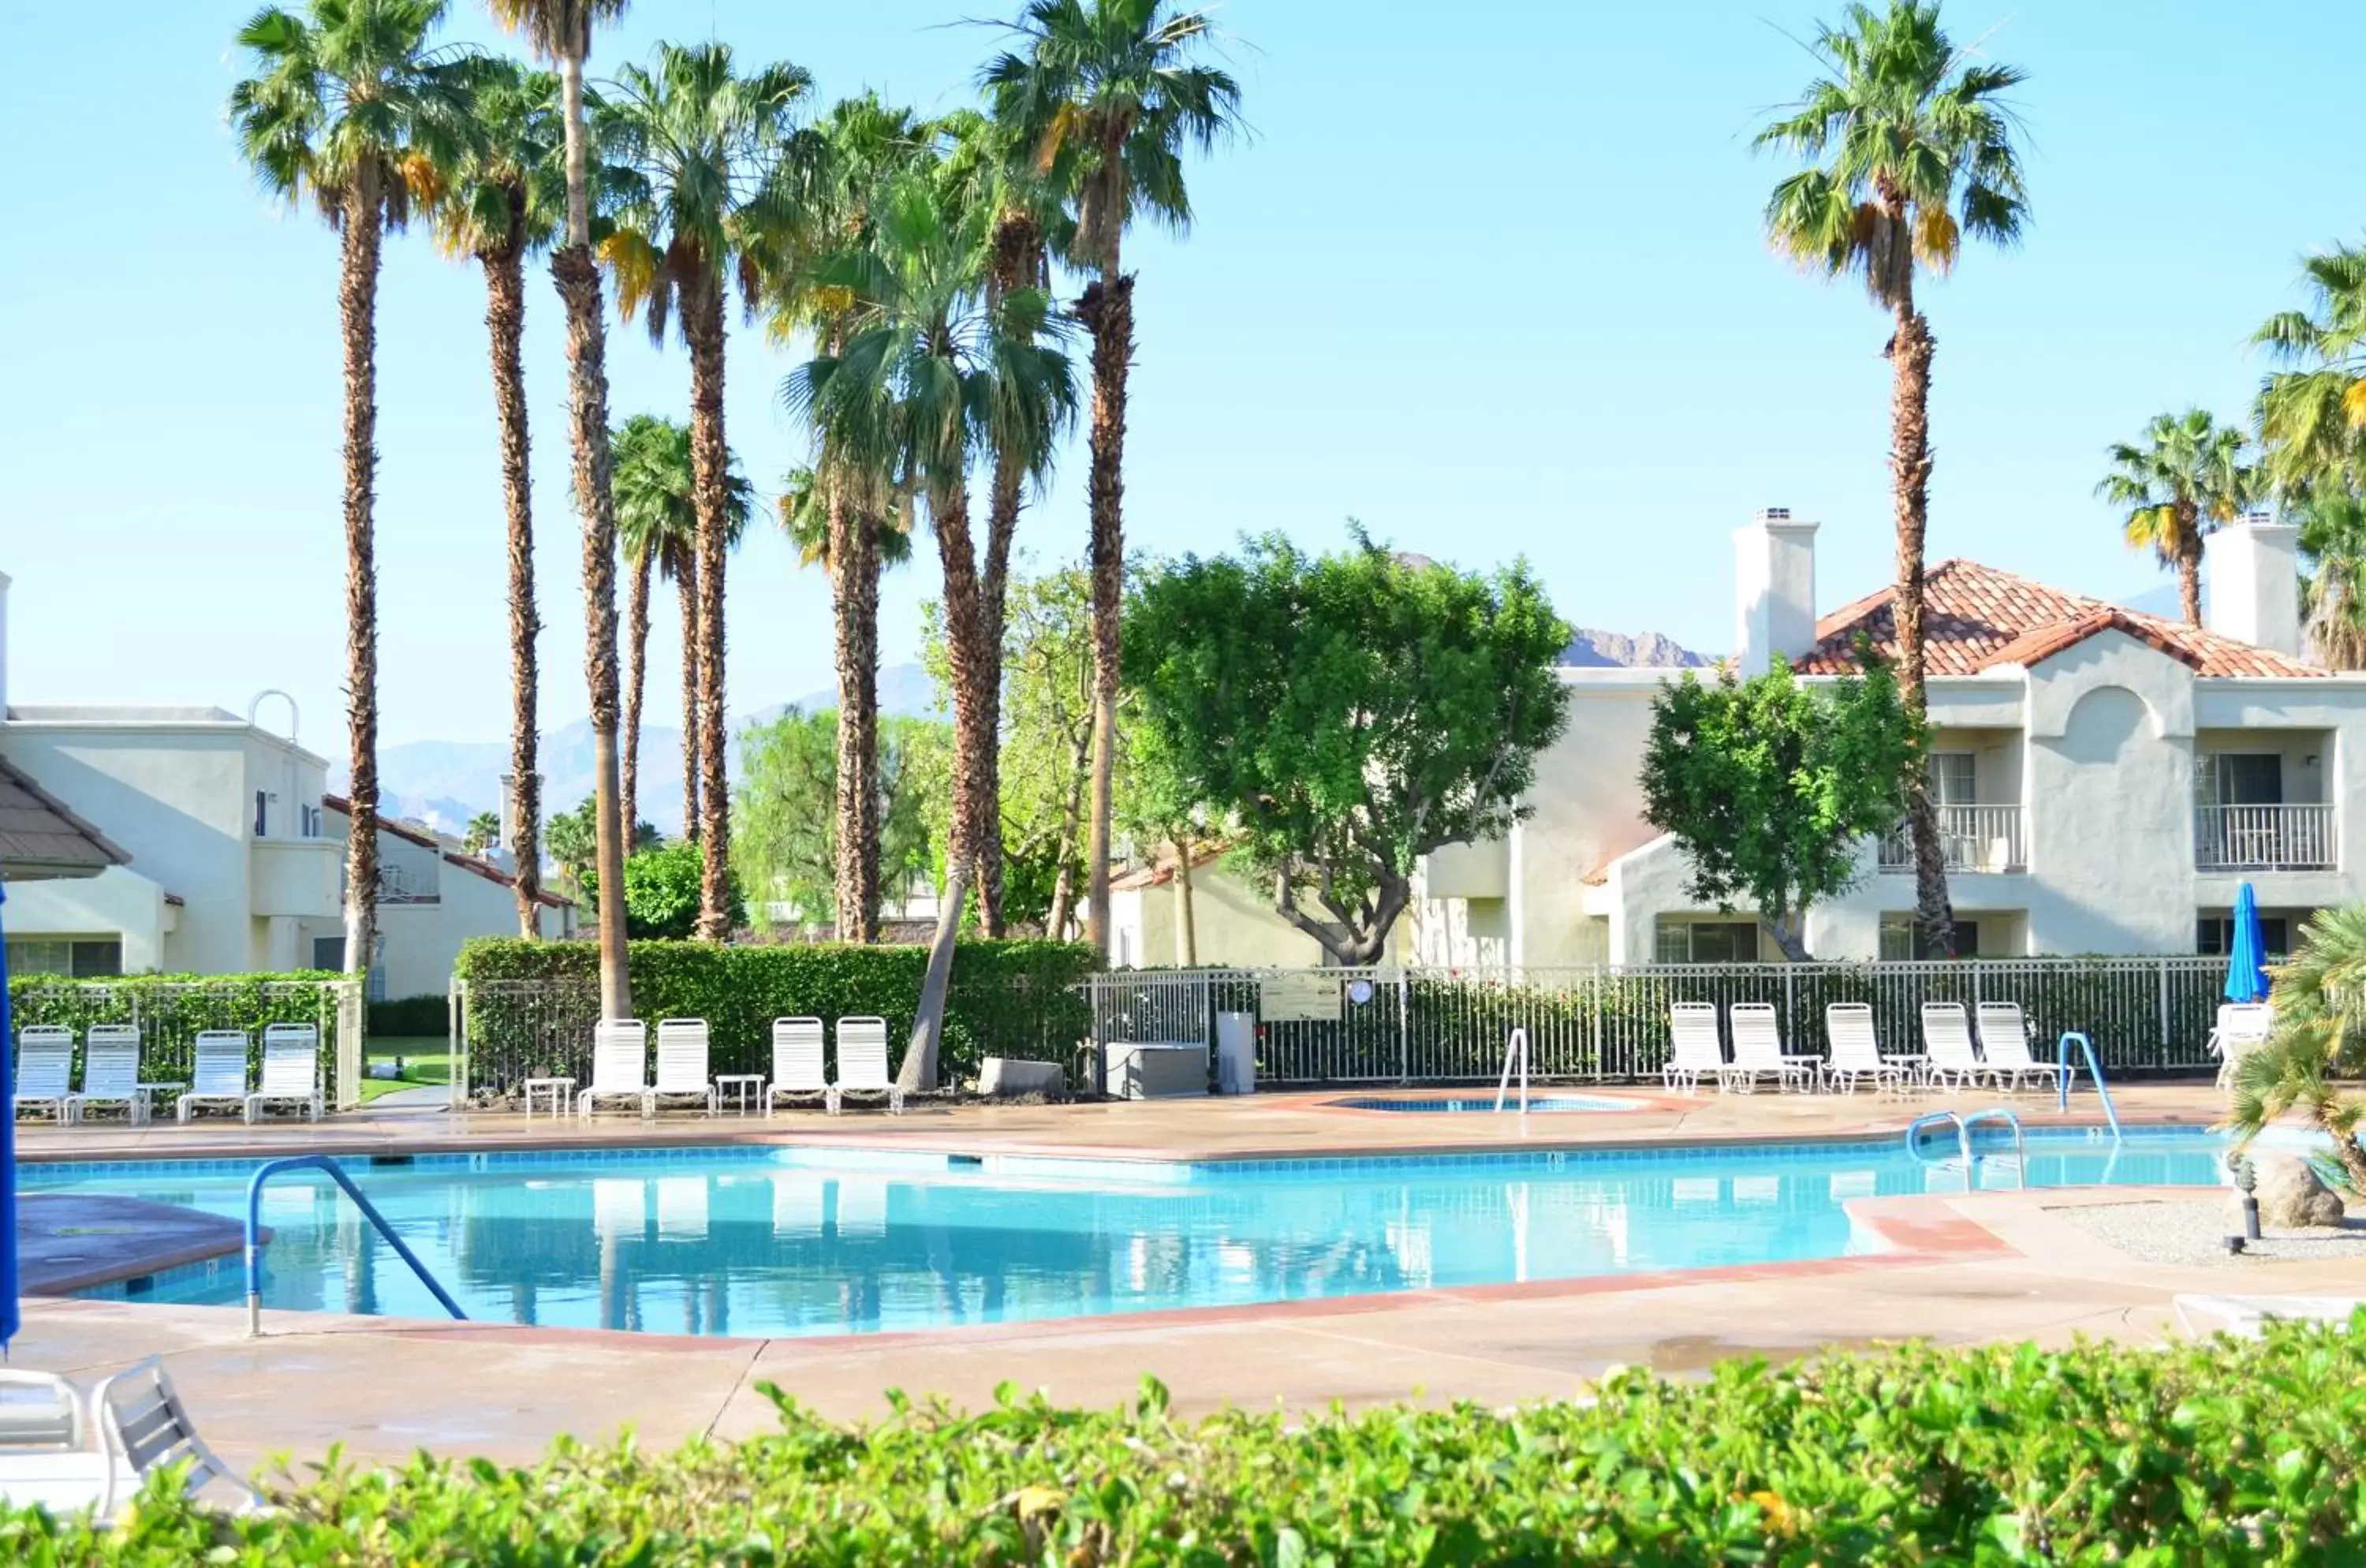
top-left (4, 938), bottom-right (124, 978)
top-left (2200, 754), bottom-right (2283, 807)
top-left (1930, 752), bottom-right (1976, 806)
top-left (299, 803), bottom-right (322, 838)
top-left (254, 790), bottom-right (270, 837)
top-left (1654, 919), bottom-right (1762, 964)
top-left (312, 935), bottom-right (345, 972)
top-left (2198, 914), bottom-right (2291, 958)
top-left (1879, 917), bottom-right (1981, 961)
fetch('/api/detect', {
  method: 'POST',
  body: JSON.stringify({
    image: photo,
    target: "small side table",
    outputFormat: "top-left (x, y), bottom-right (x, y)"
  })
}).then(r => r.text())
top-left (522, 1077), bottom-right (576, 1119)
top-left (714, 1073), bottom-right (766, 1116)
top-left (136, 1081), bottom-right (185, 1126)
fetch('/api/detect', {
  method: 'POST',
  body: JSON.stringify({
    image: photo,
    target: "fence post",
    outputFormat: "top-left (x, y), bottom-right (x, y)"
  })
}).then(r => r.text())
top-left (2158, 960), bottom-right (2170, 1070)
top-left (334, 980), bottom-right (364, 1111)
top-left (449, 978), bottom-right (467, 1110)
top-left (1588, 966), bottom-right (1603, 1079)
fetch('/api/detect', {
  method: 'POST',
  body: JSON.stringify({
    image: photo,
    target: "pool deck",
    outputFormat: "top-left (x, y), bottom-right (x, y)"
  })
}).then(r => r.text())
top-left (12, 1083), bottom-right (2364, 1483)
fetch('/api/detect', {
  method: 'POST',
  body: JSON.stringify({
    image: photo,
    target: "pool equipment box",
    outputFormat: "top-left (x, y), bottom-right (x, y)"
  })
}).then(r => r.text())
top-left (1215, 1012), bottom-right (1256, 1095)
top-left (1103, 1040), bottom-right (1210, 1099)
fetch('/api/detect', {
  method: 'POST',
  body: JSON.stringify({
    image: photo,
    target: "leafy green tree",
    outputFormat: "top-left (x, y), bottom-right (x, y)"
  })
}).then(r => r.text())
top-left (2300, 492), bottom-right (2366, 670)
top-left (983, 0), bottom-right (1243, 959)
top-left (1755, 0), bottom-right (2028, 960)
top-left (1640, 655), bottom-right (1918, 962)
top-left (1125, 532), bottom-right (1570, 966)
top-left (2227, 905), bottom-right (2366, 1193)
top-left (600, 40), bottom-right (809, 940)
top-left (610, 413), bottom-right (752, 840)
top-left (2095, 410), bottom-right (2259, 628)
top-left (612, 841), bottom-right (745, 940)
top-left (543, 795), bottom-right (597, 894)
top-left (231, 0), bottom-right (472, 990)
top-left (732, 708), bottom-right (942, 932)
top-left (427, 54), bottom-right (565, 936)
top-left (2254, 242), bottom-right (2366, 500)
top-left (487, 0), bottom-right (635, 1024)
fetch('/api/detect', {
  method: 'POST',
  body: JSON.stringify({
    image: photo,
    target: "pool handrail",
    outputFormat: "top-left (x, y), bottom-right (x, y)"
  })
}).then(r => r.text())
top-left (1905, 1107), bottom-right (2027, 1189)
top-left (2055, 1031), bottom-right (2122, 1143)
top-left (244, 1154), bottom-right (466, 1336)
top-left (1493, 1026), bottom-right (1530, 1114)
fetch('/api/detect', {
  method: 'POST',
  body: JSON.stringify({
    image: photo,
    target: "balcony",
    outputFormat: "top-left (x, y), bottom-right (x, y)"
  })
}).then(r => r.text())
top-left (250, 838), bottom-right (342, 918)
top-left (1879, 804), bottom-right (2025, 873)
top-left (2195, 803), bottom-right (2337, 872)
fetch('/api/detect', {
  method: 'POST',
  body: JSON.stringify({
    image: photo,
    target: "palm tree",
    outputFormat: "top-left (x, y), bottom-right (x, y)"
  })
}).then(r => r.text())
top-left (486, 0), bottom-right (633, 1021)
top-left (612, 414), bottom-right (752, 842)
top-left (428, 55), bottom-right (562, 936)
top-left (763, 94), bottom-right (937, 942)
top-left (783, 168), bottom-right (1073, 948)
top-left (230, 0), bottom-right (469, 987)
top-left (462, 810), bottom-right (503, 856)
top-left (2095, 411), bottom-right (2259, 629)
top-left (2299, 491), bottom-right (2366, 670)
top-left (982, 0), bottom-right (1241, 957)
top-left (600, 41), bottom-right (810, 942)
top-left (1754, 0), bottom-right (2028, 961)
top-left (2227, 904), bottom-right (2366, 1193)
top-left (778, 465), bottom-right (915, 578)
top-left (2255, 242), bottom-right (2366, 501)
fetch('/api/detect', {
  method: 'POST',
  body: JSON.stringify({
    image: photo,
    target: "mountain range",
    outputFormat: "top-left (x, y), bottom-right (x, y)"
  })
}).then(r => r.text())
top-left (343, 663), bottom-right (937, 834)
top-left (1559, 628), bottom-right (1706, 668)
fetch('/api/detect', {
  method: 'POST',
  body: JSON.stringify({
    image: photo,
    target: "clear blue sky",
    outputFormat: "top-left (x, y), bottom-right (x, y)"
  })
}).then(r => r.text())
top-left (5, 1), bottom-right (2361, 753)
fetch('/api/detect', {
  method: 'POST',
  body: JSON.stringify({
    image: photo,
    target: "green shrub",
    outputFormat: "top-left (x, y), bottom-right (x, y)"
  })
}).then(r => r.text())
top-left (453, 938), bottom-right (1096, 1088)
top-left (365, 993), bottom-right (448, 1039)
top-left (10, 1325), bottom-right (2366, 1561)
top-left (7, 973), bottom-right (350, 1107)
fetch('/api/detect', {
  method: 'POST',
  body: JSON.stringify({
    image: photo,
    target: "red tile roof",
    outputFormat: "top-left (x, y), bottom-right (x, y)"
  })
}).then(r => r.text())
top-left (442, 850), bottom-right (574, 910)
top-left (320, 794), bottom-right (445, 849)
top-left (1794, 559), bottom-right (2326, 679)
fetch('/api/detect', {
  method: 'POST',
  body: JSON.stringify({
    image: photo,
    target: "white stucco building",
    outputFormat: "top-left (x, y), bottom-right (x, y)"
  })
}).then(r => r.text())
top-left (0, 567), bottom-right (571, 993)
top-left (1413, 510), bottom-right (2360, 966)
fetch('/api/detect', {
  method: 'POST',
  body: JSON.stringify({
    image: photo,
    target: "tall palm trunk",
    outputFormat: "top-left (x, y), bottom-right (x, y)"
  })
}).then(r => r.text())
top-left (483, 241), bottom-right (543, 938)
top-left (553, 48), bottom-right (631, 1021)
top-left (828, 480), bottom-right (883, 941)
top-left (2177, 502), bottom-right (2204, 627)
top-left (685, 278), bottom-right (734, 939)
top-left (934, 472), bottom-right (1000, 924)
top-left (1887, 289), bottom-right (1954, 958)
top-left (338, 177), bottom-right (384, 987)
top-left (1174, 842), bottom-right (1197, 965)
top-left (1077, 265), bottom-right (1135, 961)
top-left (971, 213), bottom-right (1042, 939)
top-left (621, 548), bottom-right (651, 843)
top-left (677, 564), bottom-right (700, 842)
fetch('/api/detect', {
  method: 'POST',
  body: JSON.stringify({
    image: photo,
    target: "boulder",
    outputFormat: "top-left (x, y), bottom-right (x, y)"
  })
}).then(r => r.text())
top-left (2253, 1155), bottom-right (2349, 1230)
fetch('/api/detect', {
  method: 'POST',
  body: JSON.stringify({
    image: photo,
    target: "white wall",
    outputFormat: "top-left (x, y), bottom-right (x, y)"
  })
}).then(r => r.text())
top-left (5, 866), bottom-right (172, 973)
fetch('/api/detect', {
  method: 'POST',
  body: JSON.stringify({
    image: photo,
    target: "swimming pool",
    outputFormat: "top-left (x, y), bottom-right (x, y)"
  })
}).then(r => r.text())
top-left (25, 1129), bottom-right (2244, 1339)
top-left (1329, 1095), bottom-right (1640, 1114)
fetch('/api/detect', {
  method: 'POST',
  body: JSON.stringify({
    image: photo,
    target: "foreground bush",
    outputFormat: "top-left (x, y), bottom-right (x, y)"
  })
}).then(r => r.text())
top-left (10, 1325), bottom-right (2366, 1563)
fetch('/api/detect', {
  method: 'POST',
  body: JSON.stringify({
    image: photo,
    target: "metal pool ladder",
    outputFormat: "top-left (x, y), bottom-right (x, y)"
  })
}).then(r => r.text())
top-left (244, 1154), bottom-right (467, 1336)
top-left (1493, 1027), bottom-right (1531, 1114)
top-left (2055, 1030), bottom-right (2123, 1143)
top-left (1906, 1107), bottom-right (2028, 1188)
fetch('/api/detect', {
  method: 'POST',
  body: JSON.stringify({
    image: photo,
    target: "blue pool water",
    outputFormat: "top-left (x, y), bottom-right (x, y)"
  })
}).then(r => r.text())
top-left (1330, 1095), bottom-right (1639, 1113)
top-left (25, 1130), bottom-right (2247, 1339)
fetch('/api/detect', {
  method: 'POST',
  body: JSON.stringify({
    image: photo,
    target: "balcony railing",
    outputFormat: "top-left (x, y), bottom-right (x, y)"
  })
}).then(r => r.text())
top-left (2195, 803), bottom-right (2337, 872)
top-left (1879, 804), bottom-right (2025, 873)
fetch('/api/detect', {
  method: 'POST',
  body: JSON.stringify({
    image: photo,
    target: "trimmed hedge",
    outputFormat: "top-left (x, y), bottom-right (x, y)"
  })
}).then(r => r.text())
top-left (10, 1325), bottom-right (2366, 1561)
top-left (365, 993), bottom-right (448, 1040)
top-left (7, 972), bottom-right (351, 1108)
top-left (453, 938), bottom-right (1097, 1089)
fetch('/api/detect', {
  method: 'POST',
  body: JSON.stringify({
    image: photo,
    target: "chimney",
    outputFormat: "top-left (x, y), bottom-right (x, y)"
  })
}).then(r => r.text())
top-left (1733, 509), bottom-right (1819, 676)
top-left (2204, 512), bottom-right (2301, 658)
top-left (0, 568), bottom-right (11, 720)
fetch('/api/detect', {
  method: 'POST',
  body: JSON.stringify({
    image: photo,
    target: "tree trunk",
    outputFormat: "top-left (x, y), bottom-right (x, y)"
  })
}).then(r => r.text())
top-left (621, 548), bottom-right (651, 848)
top-left (973, 214), bottom-right (1042, 938)
top-left (677, 566), bottom-right (700, 845)
top-left (1762, 911), bottom-right (1809, 963)
top-left (1174, 841), bottom-right (1197, 965)
top-left (1077, 271), bottom-right (1135, 961)
top-left (1044, 667), bottom-right (1095, 942)
top-left (484, 245), bottom-right (543, 939)
top-left (338, 180), bottom-right (384, 988)
top-left (2178, 503), bottom-right (2204, 628)
top-left (553, 43), bottom-right (629, 1021)
top-left (1887, 298), bottom-right (1954, 959)
top-left (898, 858), bottom-right (968, 1095)
top-left (934, 472), bottom-right (1001, 938)
top-left (828, 478), bottom-right (883, 942)
top-left (685, 280), bottom-right (734, 940)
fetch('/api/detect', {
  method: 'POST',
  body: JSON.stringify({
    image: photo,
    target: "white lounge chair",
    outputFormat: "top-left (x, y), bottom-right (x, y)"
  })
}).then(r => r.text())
top-left (0, 1358), bottom-right (258, 1520)
top-left (578, 1020), bottom-right (652, 1119)
top-left (244, 1024), bottom-right (323, 1124)
top-left (830, 1016), bottom-right (905, 1114)
top-left (13, 1027), bottom-right (75, 1122)
top-left (1974, 1002), bottom-right (2068, 1094)
top-left (765, 1017), bottom-right (834, 1114)
top-left (1663, 1002), bottom-right (1725, 1092)
top-left (1918, 1003), bottom-right (1988, 1092)
top-left (69, 1025), bottom-right (148, 1125)
top-left (1822, 1003), bottom-right (1923, 1095)
top-left (2174, 1294), bottom-right (2365, 1341)
top-left (651, 1018), bottom-right (717, 1116)
top-left (177, 1032), bottom-right (253, 1122)
top-left (91, 1357), bottom-right (260, 1516)
top-left (2210, 1003), bottom-right (2276, 1088)
top-left (1724, 1002), bottom-right (1819, 1093)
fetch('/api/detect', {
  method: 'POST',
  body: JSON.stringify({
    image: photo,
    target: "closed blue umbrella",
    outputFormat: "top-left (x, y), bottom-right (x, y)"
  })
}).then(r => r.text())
top-left (2225, 880), bottom-right (2271, 1005)
top-left (1, 875), bottom-right (18, 1353)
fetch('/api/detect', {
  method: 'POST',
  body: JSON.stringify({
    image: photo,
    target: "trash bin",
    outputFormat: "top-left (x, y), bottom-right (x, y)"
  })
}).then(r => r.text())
top-left (1215, 1012), bottom-right (1257, 1095)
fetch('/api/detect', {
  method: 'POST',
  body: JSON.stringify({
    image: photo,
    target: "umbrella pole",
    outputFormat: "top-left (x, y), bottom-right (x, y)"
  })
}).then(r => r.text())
top-left (1, 874), bottom-right (19, 1356)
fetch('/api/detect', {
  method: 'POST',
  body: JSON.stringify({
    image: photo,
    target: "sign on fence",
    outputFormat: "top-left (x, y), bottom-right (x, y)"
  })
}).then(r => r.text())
top-left (1260, 973), bottom-right (1341, 1022)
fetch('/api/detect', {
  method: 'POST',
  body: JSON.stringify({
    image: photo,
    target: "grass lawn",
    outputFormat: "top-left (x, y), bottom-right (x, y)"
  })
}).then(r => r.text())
top-left (358, 1035), bottom-right (454, 1103)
